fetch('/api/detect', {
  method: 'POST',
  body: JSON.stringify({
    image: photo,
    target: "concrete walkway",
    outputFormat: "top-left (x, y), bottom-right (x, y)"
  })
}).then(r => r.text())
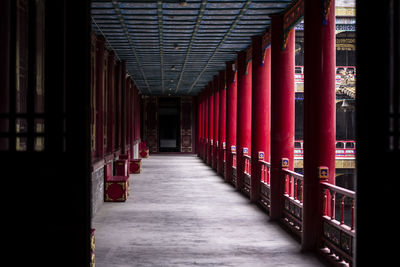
top-left (92, 155), bottom-right (325, 267)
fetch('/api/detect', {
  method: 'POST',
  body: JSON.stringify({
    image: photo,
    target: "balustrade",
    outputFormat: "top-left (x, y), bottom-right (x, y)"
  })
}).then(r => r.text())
top-left (259, 160), bottom-right (271, 211)
top-left (320, 182), bottom-right (355, 266)
top-left (282, 169), bottom-right (304, 237)
top-left (231, 152), bottom-right (237, 185)
top-left (294, 140), bottom-right (356, 158)
top-left (243, 155), bottom-right (251, 195)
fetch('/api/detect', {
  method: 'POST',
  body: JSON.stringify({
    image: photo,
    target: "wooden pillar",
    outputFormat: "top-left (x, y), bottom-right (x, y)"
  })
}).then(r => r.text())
top-left (225, 61), bottom-right (237, 183)
top-left (204, 85), bottom-right (209, 163)
top-left (218, 70), bottom-right (226, 176)
top-left (302, 0), bottom-right (336, 251)
top-left (106, 51), bottom-right (115, 154)
top-left (95, 35), bottom-right (105, 159)
top-left (202, 90), bottom-right (207, 160)
top-left (213, 75), bottom-right (219, 170)
top-left (250, 35), bottom-right (271, 202)
top-left (197, 92), bottom-right (202, 157)
top-left (236, 50), bottom-right (252, 191)
top-left (208, 82), bottom-right (214, 166)
top-left (121, 69), bottom-right (127, 154)
top-left (270, 15), bottom-right (295, 220)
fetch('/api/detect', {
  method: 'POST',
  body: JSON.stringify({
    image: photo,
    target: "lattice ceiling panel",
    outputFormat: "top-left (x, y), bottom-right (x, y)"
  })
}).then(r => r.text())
top-left (91, 0), bottom-right (293, 95)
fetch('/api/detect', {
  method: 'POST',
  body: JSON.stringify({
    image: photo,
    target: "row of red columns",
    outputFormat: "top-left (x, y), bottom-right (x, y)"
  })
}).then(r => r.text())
top-left (93, 33), bottom-right (141, 165)
top-left (197, 0), bottom-right (336, 251)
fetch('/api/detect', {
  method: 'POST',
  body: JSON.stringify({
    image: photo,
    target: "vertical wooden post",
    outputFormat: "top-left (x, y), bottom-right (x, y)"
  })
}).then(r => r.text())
top-left (236, 50), bottom-right (252, 191)
top-left (270, 14), bottom-right (295, 220)
top-left (218, 70), bottom-right (226, 176)
top-left (302, 0), bottom-right (336, 251)
top-left (250, 35), bottom-right (271, 202)
top-left (225, 61), bottom-right (237, 183)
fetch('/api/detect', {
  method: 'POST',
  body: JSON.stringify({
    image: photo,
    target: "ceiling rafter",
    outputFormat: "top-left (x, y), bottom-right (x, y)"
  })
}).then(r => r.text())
top-left (175, 0), bottom-right (208, 94)
top-left (187, 0), bottom-right (253, 94)
top-left (92, 0), bottom-right (296, 95)
top-left (112, 0), bottom-right (151, 93)
top-left (156, 0), bottom-right (165, 93)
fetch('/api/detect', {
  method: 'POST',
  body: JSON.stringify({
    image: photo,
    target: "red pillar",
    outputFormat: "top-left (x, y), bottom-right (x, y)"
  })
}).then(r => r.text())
top-left (236, 50), bottom-right (252, 191)
top-left (200, 91), bottom-right (205, 159)
top-left (208, 83), bottom-right (214, 166)
top-left (213, 76), bottom-right (219, 170)
top-left (302, 0), bottom-right (336, 251)
top-left (115, 61), bottom-right (123, 153)
top-left (218, 70), bottom-right (226, 176)
top-left (197, 93), bottom-right (202, 157)
top-left (250, 35), bottom-right (271, 202)
top-left (270, 15), bottom-right (295, 220)
top-left (121, 62), bottom-right (127, 155)
top-left (225, 61), bottom-right (237, 183)
top-left (95, 35), bottom-right (105, 159)
top-left (129, 79), bottom-right (134, 159)
top-left (204, 86), bottom-right (209, 162)
top-left (107, 51), bottom-right (116, 155)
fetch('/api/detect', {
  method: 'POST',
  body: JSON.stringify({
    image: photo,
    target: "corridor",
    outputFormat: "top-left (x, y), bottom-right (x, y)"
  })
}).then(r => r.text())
top-left (93, 155), bottom-right (325, 266)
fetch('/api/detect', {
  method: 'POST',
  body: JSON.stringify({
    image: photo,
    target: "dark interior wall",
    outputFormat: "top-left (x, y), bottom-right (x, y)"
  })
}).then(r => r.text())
top-left (356, 1), bottom-right (400, 265)
top-left (1, 0), bottom-right (91, 265)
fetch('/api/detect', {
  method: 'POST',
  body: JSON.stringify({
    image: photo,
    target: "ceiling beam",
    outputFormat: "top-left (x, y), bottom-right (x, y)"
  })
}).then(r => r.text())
top-left (112, 0), bottom-right (151, 93)
top-left (157, 0), bottom-right (165, 93)
top-left (175, 0), bottom-right (208, 94)
top-left (187, 0), bottom-right (253, 94)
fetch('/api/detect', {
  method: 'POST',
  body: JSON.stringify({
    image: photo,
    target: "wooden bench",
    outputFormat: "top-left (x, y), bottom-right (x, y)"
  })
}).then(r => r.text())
top-left (104, 162), bottom-right (129, 202)
top-left (129, 158), bottom-right (142, 174)
top-left (139, 141), bottom-right (149, 158)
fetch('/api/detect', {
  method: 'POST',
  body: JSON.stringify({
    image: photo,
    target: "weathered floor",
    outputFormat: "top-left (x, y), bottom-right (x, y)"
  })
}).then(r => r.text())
top-left (92, 155), bottom-right (326, 267)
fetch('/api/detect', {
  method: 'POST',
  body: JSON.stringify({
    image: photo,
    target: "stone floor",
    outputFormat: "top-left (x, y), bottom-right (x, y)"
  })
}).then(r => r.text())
top-left (92, 155), bottom-right (326, 267)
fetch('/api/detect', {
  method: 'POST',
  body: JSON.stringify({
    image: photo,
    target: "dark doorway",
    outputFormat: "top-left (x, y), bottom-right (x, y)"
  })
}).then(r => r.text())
top-left (158, 97), bottom-right (180, 152)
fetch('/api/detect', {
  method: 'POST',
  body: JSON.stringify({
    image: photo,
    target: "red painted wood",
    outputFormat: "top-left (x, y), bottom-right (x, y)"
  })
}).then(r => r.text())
top-left (197, 93), bottom-right (202, 157)
top-left (205, 85), bottom-right (209, 162)
top-left (225, 61), bottom-right (237, 183)
top-left (302, 0), bottom-right (336, 251)
top-left (115, 61), bottom-right (123, 152)
top-left (250, 35), bottom-right (271, 202)
top-left (95, 35), bottom-right (106, 159)
top-left (107, 51), bottom-right (116, 154)
top-left (236, 50), bottom-right (252, 191)
top-left (208, 83), bottom-right (214, 166)
top-left (213, 75), bottom-right (219, 170)
top-left (201, 91), bottom-right (206, 159)
top-left (218, 70), bottom-right (226, 175)
top-left (270, 14), bottom-right (295, 220)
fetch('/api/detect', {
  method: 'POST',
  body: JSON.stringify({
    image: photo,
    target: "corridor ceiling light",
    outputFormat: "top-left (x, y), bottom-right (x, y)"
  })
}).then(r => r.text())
top-left (179, 0), bottom-right (187, 7)
top-left (171, 65), bottom-right (176, 71)
top-left (174, 43), bottom-right (179, 50)
top-left (170, 79), bottom-right (174, 83)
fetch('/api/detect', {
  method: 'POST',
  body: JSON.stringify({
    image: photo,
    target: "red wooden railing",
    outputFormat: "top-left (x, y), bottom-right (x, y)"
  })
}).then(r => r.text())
top-left (231, 152), bottom-right (237, 185)
top-left (294, 140), bottom-right (356, 158)
top-left (320, 182), bottom-right (355, 266)
top-left (222, 146), bottom-right (226, 178)
top-left (260, 160), bottom-right (271, 211)
top-left (282, 169), bottom-right (304, 237)
top-left (243, 155), bottom-right (251, 195)
top-left (244, 155), bottom-right (251, 175)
